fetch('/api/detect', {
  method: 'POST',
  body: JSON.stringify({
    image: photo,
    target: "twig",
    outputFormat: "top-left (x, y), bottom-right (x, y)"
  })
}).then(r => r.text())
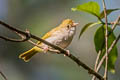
top-left (96, 33), bottom-right (120, 73)
top-left (0, 35), bottom-right (30, 42)
top-left (111, 16), bottom-right (120, 31)
top-left (0, 22), bottom-right (31, 42)
top-left (102, 0), bottom-right (108, 79)
top-left (104, 22), bottom-right (120, 25)
top-left (96, 15), bottom-right (120, 74)
top-left (92, 16), bottom-right (120, 80)
top-left (28, 40), bottom-right (44, 49)
top-left (0, 20), bottom-right (104, 80)
top-left (92, 50), bottom-right (101, 80)
top-left (0, 70), bottom-right (7, 80)
top-left (28, 40), bottom-right (60, 53)
top-left (107, 16), bottom-right (120, 37)
top-left (94, 51), bottom-right (101, 71)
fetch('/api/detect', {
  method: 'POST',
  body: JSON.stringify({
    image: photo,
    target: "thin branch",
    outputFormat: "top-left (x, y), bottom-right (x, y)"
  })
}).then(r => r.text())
top-left (95, 15), bottom-right (120, 74)
top-left (104, 22), bottom-right (120, 25)
top-left (94, 51), bottom-right (102, 71)
top-left (28, 40), bottom-right (60, 53)
top-left (111, 16), bottom-right (120, 30)
top-left (93, 16), bottom-right (120, 80)
top-left (0, 22), bottom-right (31, 42)
top-left (0, 20), bottom-right (104, 80)
top-left (28, 40), bottom-right (44, 49)
top-left (102, 0), bottom-right (108, 79)
top-left (0, 70), bottom-right (7, 80)
top-left (92, 16), bottom-right (120, 80)
top-left (96, 32), bottom-right (120, 73)
top-left (0, 35), bottom-right (30, 42)
top-left (92, 50), bottom-right (101, 80)
top-left (107, 16), bottom-right (120, 37)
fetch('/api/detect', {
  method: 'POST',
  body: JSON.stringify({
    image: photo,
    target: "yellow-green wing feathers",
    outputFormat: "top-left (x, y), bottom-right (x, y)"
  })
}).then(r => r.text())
top-left (19, 27), bottom-right (58, 62)
top-left (37, 26), bottom-right (60, 44)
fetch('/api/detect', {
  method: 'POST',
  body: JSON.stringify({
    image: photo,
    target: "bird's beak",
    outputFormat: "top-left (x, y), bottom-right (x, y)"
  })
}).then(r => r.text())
top-left (73, 22), bottom-right (79, 27)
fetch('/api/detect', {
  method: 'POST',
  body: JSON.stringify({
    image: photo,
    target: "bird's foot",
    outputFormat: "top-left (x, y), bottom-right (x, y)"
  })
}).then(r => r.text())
top-left (43, 47), bottom-right (49, 53)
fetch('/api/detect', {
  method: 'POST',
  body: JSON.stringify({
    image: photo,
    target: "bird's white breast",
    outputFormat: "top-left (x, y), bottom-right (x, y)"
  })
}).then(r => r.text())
top-left (42, 27), bottom-right (76, 49)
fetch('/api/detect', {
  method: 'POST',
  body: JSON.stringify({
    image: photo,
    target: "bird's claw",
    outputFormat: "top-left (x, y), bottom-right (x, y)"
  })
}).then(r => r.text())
top-left (43, 47), bottom-right (49, 53)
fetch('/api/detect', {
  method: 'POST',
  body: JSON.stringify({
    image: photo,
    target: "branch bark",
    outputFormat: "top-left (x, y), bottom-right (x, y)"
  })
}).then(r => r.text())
top-left (0, 70), bottom-right (7, 80)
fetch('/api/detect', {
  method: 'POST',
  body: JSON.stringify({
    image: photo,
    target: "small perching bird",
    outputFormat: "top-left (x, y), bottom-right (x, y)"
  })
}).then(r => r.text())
top-left (19, 19), bottom-right (79, 62)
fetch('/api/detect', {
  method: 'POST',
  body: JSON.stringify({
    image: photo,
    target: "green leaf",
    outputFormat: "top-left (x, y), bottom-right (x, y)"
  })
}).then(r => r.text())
top-left (94, 26), bottom-right (118, 73)
top-left (79, 21), bottom-right (101, 38)
top-left (94, 26), bottom-right (105, 52)
top-left (100, 8), bottom-right (120, 19)
top-left (72, 1), bottom-right (100, 17)
top-left (107, 32), bottom-right (118, 73)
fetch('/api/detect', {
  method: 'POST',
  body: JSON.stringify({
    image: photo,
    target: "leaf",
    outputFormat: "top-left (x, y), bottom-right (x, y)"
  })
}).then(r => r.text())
top-left (100, 8), bottom-right (120, 19)
top-left (72, 1), bottom-right (100, 17)
top-left (94, 26), bottom-right (118, 73)
top-left (94, 26), bottom-right (105, 52)
top-left (79, 21), bottom-right (101, 38)
top-left (107, 32), bottom-right (118, 73)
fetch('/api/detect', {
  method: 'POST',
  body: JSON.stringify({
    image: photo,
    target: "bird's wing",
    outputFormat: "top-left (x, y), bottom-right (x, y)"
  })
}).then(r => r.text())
top-left (37, 27), bottom-right (58, 44)
top-left (37, 32), bottom-right (51, 44)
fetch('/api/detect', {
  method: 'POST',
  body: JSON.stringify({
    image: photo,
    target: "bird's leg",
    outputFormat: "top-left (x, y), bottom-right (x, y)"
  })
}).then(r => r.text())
top-left (49, 49), bottom-right (60, 54)
top-left (43, 46), bottom-right (49, 53)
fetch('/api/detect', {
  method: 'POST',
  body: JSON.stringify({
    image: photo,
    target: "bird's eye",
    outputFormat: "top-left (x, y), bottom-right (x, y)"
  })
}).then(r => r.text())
top-left (67, 25), bottom-right (70, 29)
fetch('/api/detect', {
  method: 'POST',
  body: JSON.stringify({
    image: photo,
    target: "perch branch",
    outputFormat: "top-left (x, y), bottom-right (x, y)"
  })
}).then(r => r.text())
top-left (28, 40), bottom-right (60, 53)
top-left (0, 70), bottom-right (7, 80)
top-left (0, 20), bottom-right (104, 80)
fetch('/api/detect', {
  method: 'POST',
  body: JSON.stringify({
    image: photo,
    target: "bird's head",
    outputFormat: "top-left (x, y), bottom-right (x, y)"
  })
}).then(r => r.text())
top-left (60, 19), bottom-right (79, 29)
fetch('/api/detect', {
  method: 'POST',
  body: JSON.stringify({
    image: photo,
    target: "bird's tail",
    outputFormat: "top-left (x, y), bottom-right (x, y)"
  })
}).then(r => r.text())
top-left (19, 47), bottom-right (41, 62)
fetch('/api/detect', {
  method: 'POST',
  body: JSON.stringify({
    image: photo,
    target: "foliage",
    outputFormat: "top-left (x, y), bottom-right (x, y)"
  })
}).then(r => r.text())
top-left (94, 26), bottom-right (118, 73)
top-left (72, 1), bottom-right (100, 17)
top-left (72, 1), bottom-right (120, 73)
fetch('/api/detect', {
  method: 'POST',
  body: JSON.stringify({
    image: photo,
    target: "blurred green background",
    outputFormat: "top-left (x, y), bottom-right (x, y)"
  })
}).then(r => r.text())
top-left (0, 0), bottom-right (120, 80)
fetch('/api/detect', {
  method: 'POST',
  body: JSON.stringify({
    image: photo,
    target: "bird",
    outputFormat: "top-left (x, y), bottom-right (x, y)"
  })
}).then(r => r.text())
top-left (19, 19), bottom-right (79, 62)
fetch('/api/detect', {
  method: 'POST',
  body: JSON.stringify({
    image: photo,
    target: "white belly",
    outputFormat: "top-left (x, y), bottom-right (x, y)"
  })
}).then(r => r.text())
top-left (42, 27), bottom-right (76, 49)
